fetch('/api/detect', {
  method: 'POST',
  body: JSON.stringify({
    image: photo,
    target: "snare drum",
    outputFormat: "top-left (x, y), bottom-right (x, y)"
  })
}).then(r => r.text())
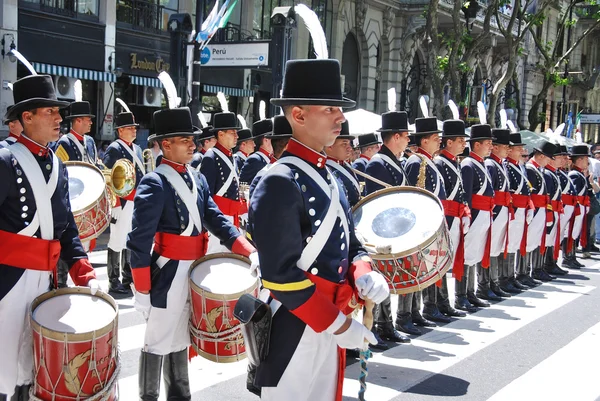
top-left (353, 186), bottom-right (453, 294)
top-left (189, 254), bottom-right (259, 363)
top-left (30, 287), bottom-right (119, 401)
top-left (65, 162), bottom-right (111, 242)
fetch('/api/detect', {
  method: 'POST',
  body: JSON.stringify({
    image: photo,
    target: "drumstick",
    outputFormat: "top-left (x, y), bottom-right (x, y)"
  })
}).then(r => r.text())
top-left (349, 167), bottom-right (392, 189)
top-left (358, 299), bottom-right (375, 401)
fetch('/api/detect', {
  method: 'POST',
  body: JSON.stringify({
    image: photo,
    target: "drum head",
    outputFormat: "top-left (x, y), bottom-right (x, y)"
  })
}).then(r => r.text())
top-left (353, 187), bottom-right (444, 256)
top-left (32, 293), bottom-right (116, 334)
top-left (191, 256), bottom-right (256, 296)
top-left (66, 163), bottom-right (105, 213)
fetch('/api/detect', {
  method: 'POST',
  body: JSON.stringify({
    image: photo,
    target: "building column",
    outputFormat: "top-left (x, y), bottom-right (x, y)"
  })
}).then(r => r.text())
top-left (0, 0), bottom-right (18, 138)
top-left (99, 0), bottom-right (116, 141)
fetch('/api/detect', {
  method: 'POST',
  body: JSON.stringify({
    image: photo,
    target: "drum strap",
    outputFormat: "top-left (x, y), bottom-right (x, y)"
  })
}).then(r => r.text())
top-left (67, 133), bottom-right (95, 164)
top-left (271, 156), bottom-right (350, 272)
top-left (257, 151), bottom-right (270, 164)
top-left (559, 170), bottom-right (572, 193)
top-left (326, 160), bottom-right (361, 193)
top-left (435, 155), bottom-right (463, 200)
top-left (526, 164), bottom-right (546, 195)
top-left (236, 151), bottom-right (248, 162)
top-left (490, 159), bottom-right (509, 192)
top-left (213, 147), bottom-right (239, 197)
top-left (372, 153), bottom-right (406, 186)
top-left (468, 158), bottom-right (491, 196)
top-left (155, 164), bottom-right (203, 233)
top-left (9, 143), bottom-right (59, 240)
top-left (415, 154), bottom-right (442, 196)
top-left (0, 136), bottom-right (17, 148)
top-left (117, 139), bottom-right (145, 175)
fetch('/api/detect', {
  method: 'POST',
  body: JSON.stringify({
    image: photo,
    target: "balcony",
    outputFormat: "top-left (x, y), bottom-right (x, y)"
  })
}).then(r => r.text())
top-left (19, 0), bottom-right (99, 21)
top-left (116, 0), bottom-right (167, 33)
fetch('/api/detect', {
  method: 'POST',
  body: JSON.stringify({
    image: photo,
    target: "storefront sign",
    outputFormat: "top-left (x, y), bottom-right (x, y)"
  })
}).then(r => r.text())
top-left (579, 114), bottom-right (600, 124)
top-left (201, 42), bottom-right (269, 67)
top-left (130, 53), bottom-right (170, 74)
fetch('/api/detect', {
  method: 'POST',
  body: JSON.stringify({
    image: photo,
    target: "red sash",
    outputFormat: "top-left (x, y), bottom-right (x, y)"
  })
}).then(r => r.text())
top-left (471, 194), bottom-right (494, 268)
top-left (494, 190), bottom-right (514, 258)
top-left (512, 193), bottom-right (533, 256)
top-left (0, 229), bottom-right (61, 271)
top-left (530, 194), bottom-right (550, 253)
top-left (213, 195), bottom-right (247, 228)
top-left (441, 200), bottom-right (471, 281)
top-left (153, 232), bottom-right (208, 260)
top-left (550, 200), bottom-right (564, 259)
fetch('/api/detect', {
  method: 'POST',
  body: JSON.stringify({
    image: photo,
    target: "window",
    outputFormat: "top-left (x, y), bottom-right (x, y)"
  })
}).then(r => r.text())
top-left (20, 0), bottom-right (100, 18)
top-left (200, 0), bottom-right (244, 42)
top-left (253, 0), bottom-right (295, 39)
top-left (116, 0), bottom-right (179, 31)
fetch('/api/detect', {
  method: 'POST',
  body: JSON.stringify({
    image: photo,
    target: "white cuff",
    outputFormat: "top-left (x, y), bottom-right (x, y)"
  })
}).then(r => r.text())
top-left (325, 311), bottom-right (347, 334)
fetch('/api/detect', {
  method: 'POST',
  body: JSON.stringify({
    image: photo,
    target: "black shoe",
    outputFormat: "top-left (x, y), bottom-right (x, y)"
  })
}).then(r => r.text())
top-left (139, 351), bottom-right (163, 401)
top-left (376, 324), bottom-right (409, 344)
top-left (455, 296), bottom-right (478, 313)
top-left (511, 277), bottom-right (530, 290)
top-left (163, 349), bottom-right (191, 400)
top-left (395, 314), bottom-right (422, 336)
top-left (109, 282), bottom-right (130, 295)
top-left (468, 292), bottom-right (491, 307)
top-left (561, 258), bottom-right (581, 269)
top-left (346, 348), bottom-right (361, 358)
top-left (591, 245), bottom-right (599, 252)
top-left (491, 283), bottom-right (512, 298)
top-left (545, 264), bottom-right (568, 276)
top-left (532, 269), bottom-right (554, 282)
top-left (476, 288), bottom-right (502, 302)
top-left (423, 307), bottom-right (452, 323)
top-left (412, 311), bottom-right (436, 327)
top-left (438, 304), bottom-right (467, 317)
top-left (573, 258), bottom-right (585, 267)
top-left (500, 280), bottom-right (522, 294)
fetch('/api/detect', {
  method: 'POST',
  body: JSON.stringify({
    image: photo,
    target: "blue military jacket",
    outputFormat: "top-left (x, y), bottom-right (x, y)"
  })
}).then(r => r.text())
top-left (485, 154), bottom-right (509, 219)
top-left (234, 151), bottom-right (249, 175)
top-left (239, 148), bottom-right (270, 185)
top-left (405, 148), bottom-right (447, 201)
top-left (352, 155), bottom-right (370, 196)
top-left (248, 138), bottom-right (367, 387)
top-left (190, 150), bottom-right (205, 169)
top-left (127, 159), bottom-right (241, 308)
top-left (326, 158), bottom-right (361, 207)
top-left (365, 144), bottom-right (406, 194)
top-left (199, 143), bottom-right (240, 200)
top-left (103, 139), bottom-right (145, 205)
top-left (435, 150), bottom-right (467, 227)
top-left (55, 130), bottom-right (98, 164)
top-left (0, 135), bottom-right (88, 300)
top-left (461, 153), bottom-right (495, 221)
top-left (568, 167), bottom-right (589, 198)
top-left (504, 157), bottom-right (531, 198)
top-left (544, 166), bottom-right (561, 232)
top-left (558, 168), bottom-right (576, 196)
top-left (526, 160), bottom-right (547, 210)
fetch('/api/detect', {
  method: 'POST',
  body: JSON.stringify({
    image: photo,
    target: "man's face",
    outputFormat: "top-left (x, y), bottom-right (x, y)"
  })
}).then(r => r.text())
top-left (507, 145), bottom-right (523, 161)
top-left (218, 129), bottom-right (238, 150)
top-left (575, 156), bottom-right (589, 170)
top-left (326, 138), bottom-right (352, 161)
top-left (8, 120), bottom-right (22, 137)
top-left (446, 137), bottom-right (466, 156)
top-left (118, 126), bottom-right (137, 143)
top-left (556, 155), bottom-right (568, 169)
top-left (204, 137), bottom-right (217, 149)
top-left (239, 139), bottom-right (256, 154)
top-left (537, 154), bottom-right (551, 168)
top-left (594, 153), bottom-right (600, 160)
top-left (421, 133), bottom-right (441, 155)
top-left (295, 105), bottom-right (345, 148)
top-left (22, 107), bottom-right (63, 144)
top-left (74, 116), bottom-right (93, 134)
top-left (162, 136), bottom-right (196, 164)
top-left (474, 139), bottom-right (493, 157)
top-left (493, 143), bottom-right (510, 159)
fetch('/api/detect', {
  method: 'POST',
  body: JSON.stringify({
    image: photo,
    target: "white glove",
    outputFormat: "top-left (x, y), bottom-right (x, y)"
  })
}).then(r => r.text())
top-left (249, 252), bottom-right (260, 277)
top-left (328, 314), bottom-right (377, 351)
top-left (87, 279), bottom-right (101, 296)
top-left (461, 217), bottom-right (470, 234)
top-left (134, 292), bottom-right (152, 321)
top-left (354, 271), bottom-right (389, 304)
top-left (526, 209), bottom-right (534, 225)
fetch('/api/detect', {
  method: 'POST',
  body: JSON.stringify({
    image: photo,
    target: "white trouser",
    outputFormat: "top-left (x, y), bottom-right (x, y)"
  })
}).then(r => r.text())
top-left (545, 211), bottom-right (560, 247)
top-left (108, 201), bottom-right (134, 252)
top-left (206, 215), bottom-right (237, 255)
top-left (449, 218), bottom-right (461, 254)
top-left (0, 270), bottom-right (51, 396)
top-left (464, 211), bottom-right (491, 266)
top-left (526, 208), bottom-right (546, 252)
top-left (490, 207), bottom-right (509, 257)
top-left (144, 259), bottom-right (193, 355)
top-left (261, 325), bottom-right (338, 401)
top-left (561, 205), bottom-right (574, 240)
top-left (571, 205), bottom-right (588, 240)
top-left (507, 208), bottom-right (526, 253)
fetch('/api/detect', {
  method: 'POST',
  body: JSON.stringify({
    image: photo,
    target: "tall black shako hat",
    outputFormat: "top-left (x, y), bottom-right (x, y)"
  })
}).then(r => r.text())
top-left (148, 107), bottom-right (200, 141)
top-left (357, 133), bottom-right (381, 148)
top-left (467, 124), bottom-right (493, 142)
top-left (6, 75), bottom-right (70, 121)
top-left (509, 133), bottom-right (526, 146)
top-left (414, 117), bottom-right (442, 136)
top-left (377, 111), bottom-right (409, 133)
top-left (252, 119), bottom-right (273, 138)
top-left (114, 112), bottom-right (139, 129)
top-left (337, 120), bottom-right (354, 140)
top-left (237, 128), bottom-right (253, 144)
top-left (570, 144), bottom-right (591, 158)
top-left (534, 140), bottom-right (558, 159)
top-left (442, 119), bottom-right (469, 138)
top-left (210, 112), bottom-right (240, 132)
top-left (66, 101), bottom-right (95, 119)
top-left (271, 59), bottom-right (355, 108)
top-left (492, 128), bottom-right (511, 145)
top-left (272, 115), bottom-right (293, 138)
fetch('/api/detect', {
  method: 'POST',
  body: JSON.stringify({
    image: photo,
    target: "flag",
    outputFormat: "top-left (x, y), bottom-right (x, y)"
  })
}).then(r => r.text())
top-left (196, 0), bottom-right (221, 43)
top-left (576, 110), bottom-right (582, 132)
top-left (566, 110), bottom-right (574, 138)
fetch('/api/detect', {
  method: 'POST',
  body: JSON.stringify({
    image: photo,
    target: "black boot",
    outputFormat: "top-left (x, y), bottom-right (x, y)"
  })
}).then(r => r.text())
top-left (122, 249), bottom-right (134, 287)
top-left (532, 269), bottom-right (554, 282)
top-left (140, 350), bottom-right (163, 401)
top-left (423, 304), bottom-right (452, 323)
top-left (56, 259), bottom-right (69, 288)
top-left (107, 248), bottom-right (129, 294)
top-left (491, 281), bottom-right (511, 298)
top-left (412, 310), bottom-right (436, 327)
top-left (395, 312), bottom-right (421, 336)
top-left (163, 349), bottom-right (191, 401)
top-left (500, 278), bottom-right (522, 293)
top-left (370, 326), bottom-right (392, 349)
top-left (455, 296), bottom-right (477, 312)
top-left (7, 385), bottom-right (30, 401)
top-left (467, 291), bottom-right (491, 307)
top-left (376, 322), bottom-right (409, 344)
top-left (476, 264), bottom-right (501, 301)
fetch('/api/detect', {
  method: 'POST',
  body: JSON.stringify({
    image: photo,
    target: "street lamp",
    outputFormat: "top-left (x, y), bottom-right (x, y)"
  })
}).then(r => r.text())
top-left (1, 34), bottom-right (16, 62)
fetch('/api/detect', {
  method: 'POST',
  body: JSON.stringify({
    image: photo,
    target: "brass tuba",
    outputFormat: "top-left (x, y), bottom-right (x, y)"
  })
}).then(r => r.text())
top-left (142, 149), bottom-right (156, 172)
top-left (99, 159), bottom-right (137, 206)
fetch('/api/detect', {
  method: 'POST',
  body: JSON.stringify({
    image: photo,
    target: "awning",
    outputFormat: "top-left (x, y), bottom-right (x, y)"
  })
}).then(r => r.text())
top-left (129, 75), bottom-right (162, 88)
top-left (33, 63), bottom-right (116, 82)
top-left (203, 84), bottom-right (254, 97)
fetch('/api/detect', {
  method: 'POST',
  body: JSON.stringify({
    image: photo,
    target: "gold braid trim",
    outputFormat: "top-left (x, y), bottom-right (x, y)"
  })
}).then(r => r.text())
top-left (415, 154), bottom-right (428, 189)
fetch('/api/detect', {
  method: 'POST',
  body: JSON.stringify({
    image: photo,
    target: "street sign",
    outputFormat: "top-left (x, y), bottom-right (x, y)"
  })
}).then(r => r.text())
top-left (579, 114), bottom-right (600, 124)
top-left (200, 42), bottom-right (269, 67)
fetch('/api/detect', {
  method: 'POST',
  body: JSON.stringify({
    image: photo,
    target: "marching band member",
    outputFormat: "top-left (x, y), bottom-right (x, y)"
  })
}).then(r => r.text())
top-left (434, 119), bottom-right (470, 315)
top-left (0, 75), bottom-right (98, 400)
top-left (502, 133), bottom-right (533, 291)
top-left (352, 133), bottom-right (381, 193)
top-left (325, 121), bottom-right (361, 208)
top-left (239, 119), bottom-right (274, 184)
top-left (559, 146), bottom-right (583, 269)
top-left (103, 110), bottom-right (145, 295)
top-left (249, 59), bottom-right (388, 400)
top-left (200, 111), bottom-right (246, 253)
top-left (405, 117), bottom-right (451, 325)
top-left (479, 128), bottom-right (512, 300)
top-left (542, 148), bottom-right (568, 276)
top-left (0, 106), bottom-right (22, 149)
top-left (190, 126), bottom-right (215, 170)
top-left (55, 101), bottom-right (97, 164)
top-left (365, 111), bottom-right (411, 343)
top-left (567, 145), bottom-right (592, 267)
top-left (460, 125), bottom-right (495, 309)
top-left (234, 127), bottom-right (255, 172)
top-left (524, 141), bottom-right (557, 283)
top-left (127, 107), bottom-right (255, 401)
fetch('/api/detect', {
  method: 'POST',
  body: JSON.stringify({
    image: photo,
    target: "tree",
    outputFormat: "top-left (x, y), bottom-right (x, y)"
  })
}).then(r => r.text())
top-left (526, 1), bottom-right (600, 131)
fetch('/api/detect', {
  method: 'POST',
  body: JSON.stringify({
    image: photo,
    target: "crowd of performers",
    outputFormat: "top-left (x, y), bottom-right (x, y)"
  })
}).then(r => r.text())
top-left (0, 58), bottom-right (594, 401)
